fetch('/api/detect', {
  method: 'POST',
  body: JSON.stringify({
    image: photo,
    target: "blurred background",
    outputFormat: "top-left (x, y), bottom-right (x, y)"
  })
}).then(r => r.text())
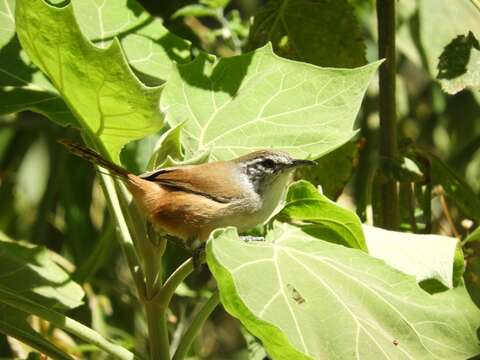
top-left (1, 0), bottom-right (480, 358)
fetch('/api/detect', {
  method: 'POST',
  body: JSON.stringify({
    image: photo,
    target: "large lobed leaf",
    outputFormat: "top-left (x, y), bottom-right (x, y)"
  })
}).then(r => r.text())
top-left (207, 223), bottom-right (480, 360)
top-left (2, 0), bottom-right (189, 128)
top-left (247, 0), bottom-right (365, 197)
top-left (15, 0), bottom-right (164, 163)
top-left (161, 45), bottom-right (380, 161)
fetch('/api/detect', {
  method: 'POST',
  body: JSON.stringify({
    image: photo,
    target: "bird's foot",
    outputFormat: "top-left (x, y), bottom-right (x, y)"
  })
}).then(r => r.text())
top-left (192, 243), bottom-right (206, 272)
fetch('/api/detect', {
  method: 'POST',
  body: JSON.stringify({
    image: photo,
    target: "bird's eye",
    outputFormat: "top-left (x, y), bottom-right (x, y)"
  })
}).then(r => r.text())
top-left (262, 159), bottom-right (275, 168)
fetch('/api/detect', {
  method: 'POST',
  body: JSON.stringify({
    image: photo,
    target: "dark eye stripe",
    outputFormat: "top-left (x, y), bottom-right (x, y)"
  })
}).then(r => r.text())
top-left (262, 159), bottom-right (275, 168)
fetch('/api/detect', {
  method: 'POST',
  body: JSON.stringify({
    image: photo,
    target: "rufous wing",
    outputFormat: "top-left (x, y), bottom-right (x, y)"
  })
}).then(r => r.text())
top-left (139, 161), bottom-right (247, 204)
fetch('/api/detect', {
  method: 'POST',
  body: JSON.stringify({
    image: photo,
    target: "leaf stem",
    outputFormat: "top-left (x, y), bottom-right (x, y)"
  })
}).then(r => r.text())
top-left (172, 290), bottom-right (220, 360)
top-left (155, 258), bottom-right (196, 309)
top-left (0, 287), bottom-right (137, 360)
top-left (376, 0), bottom-right (399, 230)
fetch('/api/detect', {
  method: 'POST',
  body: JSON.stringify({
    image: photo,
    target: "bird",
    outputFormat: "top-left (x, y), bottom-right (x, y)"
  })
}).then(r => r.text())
top-left (59, 140), bottom-right (315, 251)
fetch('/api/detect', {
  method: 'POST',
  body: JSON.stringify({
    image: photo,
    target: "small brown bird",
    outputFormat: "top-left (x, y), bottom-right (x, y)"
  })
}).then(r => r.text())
top-left (60, 140), bottom-right (315, 250)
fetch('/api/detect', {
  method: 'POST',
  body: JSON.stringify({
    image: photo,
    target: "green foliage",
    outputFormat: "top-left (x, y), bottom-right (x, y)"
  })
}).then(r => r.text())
top-left (397, 0), bottom-right (480, 94)
top-left (294, 141), bottom-right (358, 199)
top-left (363, 225), bottom-right (460, 288)
top-left (161, 46), bottom-right (380, 160)
top-left (70, 0), bottom-right (191, 83)
top-left (1, 0), bottom-right (480, 359)
top-left (278, 180), bottom-right (367, 251)
top-left (418, 0), bottom-right (480, 76)
top-left (247, 0), bottom-right (366, 68)
top-left (0, 0), bottom-right (76, 126)
top-left (207, 223), bottom-right (480, 360)
top-left (15, 0), bottom-right (163, 163)
top-left (438, 32), bottom-right (480, 94)
top-left (0, 234), bottom-right (83, 359)
top-left (172, 5), bottom-right (218, 19)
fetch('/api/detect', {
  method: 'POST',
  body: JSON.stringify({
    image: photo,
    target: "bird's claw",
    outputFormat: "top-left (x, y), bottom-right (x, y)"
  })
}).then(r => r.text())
top-left (192, 244), bottom-right (206, 272)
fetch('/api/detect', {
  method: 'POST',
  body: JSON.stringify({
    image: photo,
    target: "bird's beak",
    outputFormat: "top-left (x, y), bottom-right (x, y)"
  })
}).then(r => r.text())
top-left (288, 159), bottom-right (317, 169)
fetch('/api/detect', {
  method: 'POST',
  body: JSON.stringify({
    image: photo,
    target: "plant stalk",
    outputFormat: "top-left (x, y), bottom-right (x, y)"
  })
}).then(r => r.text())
top-left (98, 173), bottom-right (145, 298)
top-left (376, 0), bottom-right (399, 230)
top-left (145, 301), bottom-right (170, 360)
top-left (172, 291), bottom-right (220, 360)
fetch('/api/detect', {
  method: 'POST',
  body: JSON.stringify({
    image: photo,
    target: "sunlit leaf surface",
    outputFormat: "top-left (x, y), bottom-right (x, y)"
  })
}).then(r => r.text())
top-left (208, 224), bottom-right (480, 360)
top-left (0, 234), bottom-right (83, 359)
top-left (162, 45), bottom-right (380, 161)
top-left (16, 0), bottom-right (163, 162)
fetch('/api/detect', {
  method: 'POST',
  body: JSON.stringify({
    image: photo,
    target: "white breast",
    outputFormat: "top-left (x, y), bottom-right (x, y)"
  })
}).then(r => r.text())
top-left (234, 172), bottom-right (291, 232)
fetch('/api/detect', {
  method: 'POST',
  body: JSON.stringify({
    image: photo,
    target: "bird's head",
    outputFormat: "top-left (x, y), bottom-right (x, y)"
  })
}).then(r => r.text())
top-left (235, 150), bottom-right (316, 194)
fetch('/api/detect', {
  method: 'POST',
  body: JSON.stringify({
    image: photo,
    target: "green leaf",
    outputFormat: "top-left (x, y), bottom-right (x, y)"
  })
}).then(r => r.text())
top-left (16, 0), bottom-right (164, 163)
top-left (14, 137), bottom-right (50, 214)
top-left (363, 225), bottom-right (460, 289)
top-left (1, 0), bottom-right (190, 126)
top-left (161, 45), bottom-right (380, 160)
top-left (418, 0), bottom-right (480, 76)
top-left (278, 180), bottom-right (367, 251)
top-left (0, 313), bottom-right (73, 360)
top-left (0, 235), bottom-right (84, 360)
top-left (71, 0), bottom-right (191, 83)
top-left (70, 0), bottom-right (150, 42)
top-left (294, 141), bottom-right (358, 199)
top-left (200, 0), bottom-right (230, 9)
top-left (207, 223), bottom-right (480, 360)
top-left (0, 235), bottom-right (84, 309)
top-left (0, 0), bottom-right (76, 126)
top-left (247, 0), bottom-right (366, 68)
top-left (147, 122), bottom-right (184, 170)
top-left (0, 286), bottom-right (135, 360)
top-left (172, 4), bottom-right (218, 19)
top-left (437, 32), bottom-right (480, 94)
top-left (464, 225), bottom-right (480, 244)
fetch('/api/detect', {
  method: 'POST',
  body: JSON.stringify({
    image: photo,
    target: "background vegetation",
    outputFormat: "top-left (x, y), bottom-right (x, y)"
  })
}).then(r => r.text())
top-left (1, 0), bottom-right (480, 359)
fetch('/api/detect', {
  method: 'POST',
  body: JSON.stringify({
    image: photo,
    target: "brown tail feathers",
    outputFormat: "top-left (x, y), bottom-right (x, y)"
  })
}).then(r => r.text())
top-left (58, 139), bottom-right (130, 178)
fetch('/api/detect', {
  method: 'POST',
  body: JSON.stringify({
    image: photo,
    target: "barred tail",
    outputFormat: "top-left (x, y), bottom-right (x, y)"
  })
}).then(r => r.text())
top-left (58, 139), bottom-right (130, 177)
